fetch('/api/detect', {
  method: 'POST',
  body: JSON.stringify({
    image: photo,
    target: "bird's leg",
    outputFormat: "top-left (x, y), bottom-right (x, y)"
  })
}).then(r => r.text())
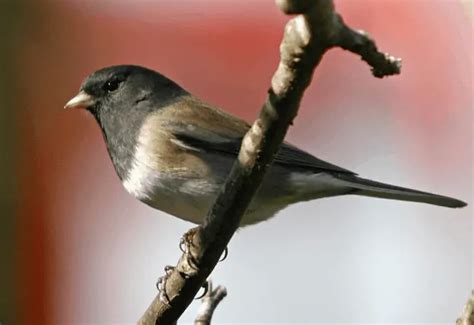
top-left (156, 265), bottom-right (175, 305)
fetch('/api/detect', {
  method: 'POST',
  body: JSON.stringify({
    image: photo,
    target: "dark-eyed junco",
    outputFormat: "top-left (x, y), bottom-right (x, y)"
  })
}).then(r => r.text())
top-left (65, 65), bottom-right (466, 225)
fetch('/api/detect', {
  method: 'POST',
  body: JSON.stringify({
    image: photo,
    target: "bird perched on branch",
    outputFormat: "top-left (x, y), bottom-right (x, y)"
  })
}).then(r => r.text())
top-left (65, 65), bottom-right (466, 226)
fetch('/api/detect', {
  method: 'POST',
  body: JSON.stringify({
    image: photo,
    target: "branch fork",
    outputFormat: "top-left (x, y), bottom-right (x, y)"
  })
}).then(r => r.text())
top-left (139, 1), bottom-right (401, 324)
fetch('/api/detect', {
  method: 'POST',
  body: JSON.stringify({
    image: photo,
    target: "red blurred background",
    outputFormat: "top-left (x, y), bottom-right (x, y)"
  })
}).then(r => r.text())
top-left (1, 0), bottom-right (472, 324)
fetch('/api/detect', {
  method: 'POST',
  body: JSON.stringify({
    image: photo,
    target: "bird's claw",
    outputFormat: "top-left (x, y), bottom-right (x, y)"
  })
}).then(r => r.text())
top-left (179, 236), bottom-right (187, 254)
top-left (195, 280), bottom-right (210, 300)
top-left (219, 247), bottom-right (228, 262)
top-left (156, 265), bottom-right (175, 305)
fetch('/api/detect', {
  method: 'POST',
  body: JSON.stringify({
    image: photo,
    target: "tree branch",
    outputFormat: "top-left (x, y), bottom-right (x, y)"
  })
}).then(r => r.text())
top-left (456, 290), bottom-right (474, 325)
top-left (138, 1), bottom-right (401, 324)
top-left (194, 281), bottom-right (227, 325)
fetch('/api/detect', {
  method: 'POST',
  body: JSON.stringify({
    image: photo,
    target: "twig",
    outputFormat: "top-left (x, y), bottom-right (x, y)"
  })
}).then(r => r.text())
top-left (456, 290), bottom-right (474, 325)
top-left (338, 24), bottom-right (401, 78)
top-left (194, 281), bottom-right (227, 325)
top-left (138, 1), bottom-right (401, 324)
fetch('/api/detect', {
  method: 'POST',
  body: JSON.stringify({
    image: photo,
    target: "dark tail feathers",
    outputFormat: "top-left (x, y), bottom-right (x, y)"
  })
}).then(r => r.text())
top-left (335, 174), bottom-right (467, 208)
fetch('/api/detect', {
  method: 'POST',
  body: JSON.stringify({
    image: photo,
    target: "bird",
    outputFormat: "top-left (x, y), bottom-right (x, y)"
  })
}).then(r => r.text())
top-left (65, 65), bottom-right (467, 226)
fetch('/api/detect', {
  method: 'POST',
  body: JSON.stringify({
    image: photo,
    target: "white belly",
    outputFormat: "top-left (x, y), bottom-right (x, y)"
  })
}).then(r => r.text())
top-left (123, 153), bottom-right (347, 226)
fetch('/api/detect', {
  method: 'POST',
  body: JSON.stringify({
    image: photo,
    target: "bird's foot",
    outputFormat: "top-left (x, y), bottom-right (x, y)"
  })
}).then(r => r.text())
top-left (179, 227), bottom-right (201, 270)
top-left (179, 227), bottom-right (229, 268)
top-left (156, 265), bottom-right (175, 305)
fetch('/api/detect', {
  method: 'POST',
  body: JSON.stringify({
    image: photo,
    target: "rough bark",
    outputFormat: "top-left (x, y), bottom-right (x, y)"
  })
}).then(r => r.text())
top-left (456, 290), bottom-right (474, 325)
top-left (138, 1), bottom-right (400, 324)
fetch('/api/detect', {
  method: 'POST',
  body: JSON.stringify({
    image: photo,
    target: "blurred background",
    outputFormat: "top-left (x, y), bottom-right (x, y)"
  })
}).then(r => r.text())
top-left (0, 0), bottom-right (472, 324)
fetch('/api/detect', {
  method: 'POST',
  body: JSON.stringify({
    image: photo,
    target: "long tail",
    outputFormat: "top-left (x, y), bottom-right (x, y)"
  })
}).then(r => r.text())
top-left (334, 174), bottom-right (467, 208)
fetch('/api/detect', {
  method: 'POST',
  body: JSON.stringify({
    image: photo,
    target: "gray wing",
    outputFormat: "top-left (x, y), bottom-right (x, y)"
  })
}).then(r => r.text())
top-left (171, 122), bottom-right (356, 175)
top-left (276, 142), bottom-right (355, 174)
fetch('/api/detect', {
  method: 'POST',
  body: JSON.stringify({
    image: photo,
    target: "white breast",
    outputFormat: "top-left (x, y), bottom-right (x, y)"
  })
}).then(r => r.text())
top-left (122, 136), bottom-right (219, 224)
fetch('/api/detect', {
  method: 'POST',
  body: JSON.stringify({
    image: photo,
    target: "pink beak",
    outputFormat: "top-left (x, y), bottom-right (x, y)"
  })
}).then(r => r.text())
top-left (64, 91), bottom-right (95, 109)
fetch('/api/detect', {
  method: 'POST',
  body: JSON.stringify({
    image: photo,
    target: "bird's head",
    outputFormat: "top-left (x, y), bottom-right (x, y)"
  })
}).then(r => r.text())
top-left (64, 65), bottom-right (186, 123)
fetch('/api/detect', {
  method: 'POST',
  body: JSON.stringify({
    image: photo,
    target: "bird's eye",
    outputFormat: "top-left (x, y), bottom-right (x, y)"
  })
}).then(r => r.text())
top-left (103, 79), bottom-right (122, 92)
